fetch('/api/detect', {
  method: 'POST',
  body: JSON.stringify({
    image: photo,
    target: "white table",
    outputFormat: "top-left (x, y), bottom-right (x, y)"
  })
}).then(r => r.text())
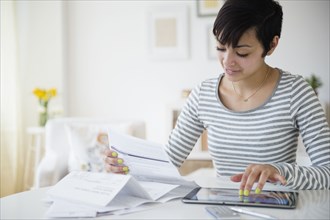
top-left (1, 169), bottom-right (329, 219)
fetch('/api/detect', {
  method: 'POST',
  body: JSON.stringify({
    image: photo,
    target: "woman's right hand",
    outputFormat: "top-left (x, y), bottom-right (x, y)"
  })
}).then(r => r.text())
top-left (103, 148), bottom-right (129, 174)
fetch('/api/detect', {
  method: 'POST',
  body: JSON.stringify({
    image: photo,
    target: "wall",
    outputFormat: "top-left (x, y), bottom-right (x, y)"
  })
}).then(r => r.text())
top-left (16, 1), bottom-right (329, 145)
top-left (65, 1), bottom-right (220, 143)
top-left (15, 0), bottom-right (65, 134)
top-left (65, 0), bottom-right (329, 144)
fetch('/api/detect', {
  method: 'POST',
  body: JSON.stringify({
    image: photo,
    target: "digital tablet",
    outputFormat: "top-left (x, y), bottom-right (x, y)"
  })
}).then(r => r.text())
top-left (182, 187), bottom-right (298, 209)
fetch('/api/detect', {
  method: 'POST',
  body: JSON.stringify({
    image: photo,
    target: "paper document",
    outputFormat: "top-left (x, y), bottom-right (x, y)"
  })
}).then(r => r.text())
top-left (46, 130), bottom-right (198, 218)
top-left (191, 175), bottom-right (296, 192)
top-left (46, 171), bottom-right (188, 217)
top-left (108, 129), bottom-right (184, 183)
top-left (47, 171), bottom-right (152, 207)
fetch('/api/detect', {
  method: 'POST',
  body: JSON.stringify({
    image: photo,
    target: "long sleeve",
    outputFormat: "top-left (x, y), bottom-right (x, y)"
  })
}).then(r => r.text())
top-left (272, 76), bottom-right (330, 189)
top-left (165, 84), bottom-right (204, 168)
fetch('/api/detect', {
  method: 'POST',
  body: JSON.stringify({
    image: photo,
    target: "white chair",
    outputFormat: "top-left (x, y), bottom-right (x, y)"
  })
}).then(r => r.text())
top-left (34, 117), bottom-right (146, 188)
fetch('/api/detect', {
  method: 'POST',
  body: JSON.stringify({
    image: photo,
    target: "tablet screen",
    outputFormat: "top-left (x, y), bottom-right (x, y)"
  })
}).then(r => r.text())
top-left (182, 187), bottom-right (298, 209)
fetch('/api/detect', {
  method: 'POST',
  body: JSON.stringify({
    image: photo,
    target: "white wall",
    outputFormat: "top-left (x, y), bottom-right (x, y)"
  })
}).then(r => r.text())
top-left (65, 1), bottom-right (220, 143)
top-left (17, 1), bottom-right (329, 145)
top-left (15, 0), bottom-right (65, 131)
top-left (65, 0), bottom-right (329, 144)
top-left (268, 0), bottom-right (329, 102)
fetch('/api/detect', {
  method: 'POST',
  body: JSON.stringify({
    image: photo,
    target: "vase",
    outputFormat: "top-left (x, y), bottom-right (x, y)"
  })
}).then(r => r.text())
top-left (39, 110), bottom-right (48, 127)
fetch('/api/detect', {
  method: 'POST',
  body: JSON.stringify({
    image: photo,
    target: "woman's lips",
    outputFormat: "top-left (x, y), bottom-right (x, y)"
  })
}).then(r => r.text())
top-left (225, 68), bottom-right (240, 75)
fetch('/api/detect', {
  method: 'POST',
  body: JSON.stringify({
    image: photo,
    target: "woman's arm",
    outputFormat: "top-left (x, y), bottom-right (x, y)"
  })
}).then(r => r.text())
top-left (165, 84), bottom-right (205, 168)
top-left (272, 76), bottom-right (330, 189)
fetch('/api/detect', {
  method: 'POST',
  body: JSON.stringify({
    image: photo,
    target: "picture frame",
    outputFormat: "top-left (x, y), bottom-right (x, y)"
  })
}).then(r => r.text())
top-left (148, 5), bottom-right (189, 60)
top-left (197, 0), bottom-right (224, 17)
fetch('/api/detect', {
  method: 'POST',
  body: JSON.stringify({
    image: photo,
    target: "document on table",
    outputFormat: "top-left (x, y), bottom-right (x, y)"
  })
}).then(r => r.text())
top-left (47, 171), bottom-right (152, 207)
top-left (192, 175), bottom-right (296, 192)
top-left (46, 130), bottom-right (198, 218)
top-left (46, 171), bottom-right (183, 217)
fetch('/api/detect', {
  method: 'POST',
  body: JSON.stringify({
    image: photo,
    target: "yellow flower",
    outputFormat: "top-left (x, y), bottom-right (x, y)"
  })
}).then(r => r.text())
top-left (33, 87), bottom-right (57, 103)
top-left (48, 88), bottom-right (57, 97)
top-left (33, 88), bottom-right (44, 99)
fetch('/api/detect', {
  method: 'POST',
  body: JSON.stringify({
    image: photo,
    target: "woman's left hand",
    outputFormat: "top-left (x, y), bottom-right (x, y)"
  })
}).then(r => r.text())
top-left (230, 164), bottom-right (287, 196)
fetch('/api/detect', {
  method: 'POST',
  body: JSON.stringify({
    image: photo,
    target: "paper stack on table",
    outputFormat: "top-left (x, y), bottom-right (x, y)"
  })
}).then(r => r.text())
top-left (45, 130), bottom-right (198, 218)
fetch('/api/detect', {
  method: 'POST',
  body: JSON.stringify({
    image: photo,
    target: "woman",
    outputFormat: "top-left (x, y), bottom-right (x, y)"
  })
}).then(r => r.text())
top-left (104, 0), bottom-right (330, 195)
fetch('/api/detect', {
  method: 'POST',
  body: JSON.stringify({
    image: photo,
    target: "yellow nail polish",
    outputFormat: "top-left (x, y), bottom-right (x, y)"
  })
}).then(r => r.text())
top-left (122, 167), bottom-right (128, 172)
top-left (111, 152), bottom-right (118, 157)
top-left (255, 187), bottom-right (261, 194)
top-left (244, 189), bottom-right (250, 196)
top-left (117, 159), bottom-right (123, 164)
top-left (239, 189), bottom-right (244, 196)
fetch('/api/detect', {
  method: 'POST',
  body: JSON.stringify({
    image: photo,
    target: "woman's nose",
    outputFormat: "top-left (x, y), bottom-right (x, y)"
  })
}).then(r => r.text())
top-left (222, 52), bottom-right (236, 67)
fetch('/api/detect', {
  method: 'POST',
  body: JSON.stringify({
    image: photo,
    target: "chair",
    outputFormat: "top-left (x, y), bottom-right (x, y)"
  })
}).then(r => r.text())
top-left (34, 117), bottom-right (146, 188)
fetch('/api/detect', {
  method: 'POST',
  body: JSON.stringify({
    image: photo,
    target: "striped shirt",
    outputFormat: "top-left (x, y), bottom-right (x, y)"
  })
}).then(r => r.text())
top-left (165, 70), bottom-right (330, 190)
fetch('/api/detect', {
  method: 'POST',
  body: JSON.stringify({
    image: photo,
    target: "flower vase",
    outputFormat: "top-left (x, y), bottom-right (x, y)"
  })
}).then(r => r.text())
top-left (39, 107), bottom-right (48, 127)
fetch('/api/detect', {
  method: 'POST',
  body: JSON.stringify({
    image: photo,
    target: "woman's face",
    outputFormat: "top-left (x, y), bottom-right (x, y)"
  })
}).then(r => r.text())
top-left (217, 29), bottom-right (266, 82)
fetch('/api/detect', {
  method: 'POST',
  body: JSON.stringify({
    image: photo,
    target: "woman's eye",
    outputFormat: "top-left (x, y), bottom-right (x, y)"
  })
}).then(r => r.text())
top-left (216, 47), bottom-right (226, 52)
top-left (216, 47), bottom-right (249, 57)
top-left (237, 53), bottom-right (248, 57)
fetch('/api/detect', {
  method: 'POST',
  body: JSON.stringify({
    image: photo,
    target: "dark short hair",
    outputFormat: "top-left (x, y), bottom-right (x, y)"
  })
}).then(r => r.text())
top-left (213, 0), bottom-right (283, 57)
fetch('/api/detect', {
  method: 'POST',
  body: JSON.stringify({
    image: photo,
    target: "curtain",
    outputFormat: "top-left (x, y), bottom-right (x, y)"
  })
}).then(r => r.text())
top-left (0, 0), bottom-right (24, 197)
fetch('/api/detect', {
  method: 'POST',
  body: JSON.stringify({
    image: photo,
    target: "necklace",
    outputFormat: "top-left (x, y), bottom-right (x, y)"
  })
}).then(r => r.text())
top-left (232, 66), bottom-right (271, 102)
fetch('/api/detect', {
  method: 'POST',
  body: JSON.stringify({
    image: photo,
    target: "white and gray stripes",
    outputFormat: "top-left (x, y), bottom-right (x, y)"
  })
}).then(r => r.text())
top-left (165, 70), bottom-right (330, 190)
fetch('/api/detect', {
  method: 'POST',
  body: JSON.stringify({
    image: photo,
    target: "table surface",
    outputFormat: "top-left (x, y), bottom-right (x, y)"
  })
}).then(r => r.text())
top-left (1, 169), bottom-right (329, 219)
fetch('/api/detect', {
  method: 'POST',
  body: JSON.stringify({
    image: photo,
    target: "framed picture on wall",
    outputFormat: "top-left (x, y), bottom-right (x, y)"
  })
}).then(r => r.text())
top-left (197, 0), bottom-right (224, 17)
top-left (148, 5), bottom-right (189, 60)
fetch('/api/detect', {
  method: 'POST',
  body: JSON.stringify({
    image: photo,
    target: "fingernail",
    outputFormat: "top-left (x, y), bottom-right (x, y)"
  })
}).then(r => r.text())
top-left (239, 189), bottom-right (244, 196)
top-left (111, 152), bottom-right (118, 157)
top-left (117, 159), bottom-right (123, 164)
top-left (122, 166), bottom-right (128, 172)
top-left (255, 188), bottom-right (261, 194)
top-left (244, 189), bottom-right (250, 196)
top-left (124, 170), bottom-right (129, 175)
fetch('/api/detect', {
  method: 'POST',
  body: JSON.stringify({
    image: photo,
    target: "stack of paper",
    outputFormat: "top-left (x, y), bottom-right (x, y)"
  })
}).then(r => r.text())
top-left (45, 130), bottom-right (198, 218)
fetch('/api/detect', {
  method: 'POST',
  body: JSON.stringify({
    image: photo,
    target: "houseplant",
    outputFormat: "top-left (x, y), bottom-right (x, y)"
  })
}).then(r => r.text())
top-left (305, 74), bottom-right (322, 96)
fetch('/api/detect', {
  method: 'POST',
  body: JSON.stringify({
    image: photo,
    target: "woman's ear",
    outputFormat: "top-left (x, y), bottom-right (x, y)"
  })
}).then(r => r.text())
top-left (267, 36), bottom-right (280, 56)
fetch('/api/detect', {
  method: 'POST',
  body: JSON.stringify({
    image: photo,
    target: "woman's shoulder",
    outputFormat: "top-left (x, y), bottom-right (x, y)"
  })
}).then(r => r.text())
top-left (278, 69), bottom-right (307, 86)
top-left (199, 75), bottom-right (223, 89)
top-left (189, 76), bottom-right (220, 98)
top-left (277, 69), bottom-right (315, 102)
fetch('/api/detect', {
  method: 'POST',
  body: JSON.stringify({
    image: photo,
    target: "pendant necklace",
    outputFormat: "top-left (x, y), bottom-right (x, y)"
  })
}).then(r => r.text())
top-left (232, 66), bottom-right (271, 102)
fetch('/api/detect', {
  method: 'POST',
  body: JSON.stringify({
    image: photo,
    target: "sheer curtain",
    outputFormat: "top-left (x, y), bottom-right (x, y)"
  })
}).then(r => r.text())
top-left (0, 1), bottom-right (24, 197)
